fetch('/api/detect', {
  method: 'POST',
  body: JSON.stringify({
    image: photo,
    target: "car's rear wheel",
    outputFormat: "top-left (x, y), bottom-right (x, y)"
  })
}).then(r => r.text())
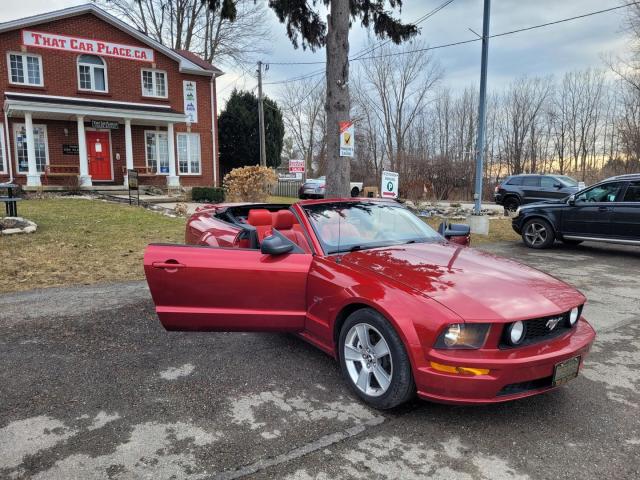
top-left (338, 308), bottom-right (414, 409)
top-left (503, 196), bottom-right (520, 213)
top-left (522, 218), bottom-right (555, 249)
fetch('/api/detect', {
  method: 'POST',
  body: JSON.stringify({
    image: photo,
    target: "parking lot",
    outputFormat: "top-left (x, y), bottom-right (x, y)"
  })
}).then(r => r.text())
top-left (1, 241), bottom-right (639, 480)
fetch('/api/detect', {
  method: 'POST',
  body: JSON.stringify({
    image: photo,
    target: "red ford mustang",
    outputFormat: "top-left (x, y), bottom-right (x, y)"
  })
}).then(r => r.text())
top-left (144, 198), bottom-right (596, 409)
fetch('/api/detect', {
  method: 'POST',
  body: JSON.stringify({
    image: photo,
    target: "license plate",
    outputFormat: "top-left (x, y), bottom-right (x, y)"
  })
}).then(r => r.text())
top-left (553, 356), bottom-right (580, 386)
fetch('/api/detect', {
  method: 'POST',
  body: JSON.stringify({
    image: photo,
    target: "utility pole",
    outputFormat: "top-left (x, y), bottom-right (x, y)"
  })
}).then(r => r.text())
top-left (257, 60), bottom-right (267, 167)
top-left (473, 0), bottom-right (491, 215)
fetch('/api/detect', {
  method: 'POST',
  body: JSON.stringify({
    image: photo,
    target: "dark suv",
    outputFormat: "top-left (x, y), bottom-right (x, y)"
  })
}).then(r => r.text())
top-left (512, 174), bottom-right (640, 249)
top-left (495, 174), bottom-right (580, 211)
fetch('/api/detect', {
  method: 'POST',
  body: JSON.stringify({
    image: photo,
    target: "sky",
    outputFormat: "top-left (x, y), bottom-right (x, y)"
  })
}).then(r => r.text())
top-left (0, 0), bottom-right (634, 107)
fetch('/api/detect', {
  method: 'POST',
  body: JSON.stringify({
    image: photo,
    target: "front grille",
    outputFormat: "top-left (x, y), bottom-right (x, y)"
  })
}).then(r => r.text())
top-left (497, 376), bottom-right (553, 396)
top-left (499, 309), bottom-right (580, 349)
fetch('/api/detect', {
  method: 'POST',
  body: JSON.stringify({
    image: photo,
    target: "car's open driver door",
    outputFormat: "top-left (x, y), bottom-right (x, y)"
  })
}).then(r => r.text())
top-left (144, 244), bottom-right (312, 331)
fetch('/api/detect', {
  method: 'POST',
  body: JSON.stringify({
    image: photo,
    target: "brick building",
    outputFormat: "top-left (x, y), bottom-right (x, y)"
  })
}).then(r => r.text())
top-left (0, 3), bottom-right (222, 190)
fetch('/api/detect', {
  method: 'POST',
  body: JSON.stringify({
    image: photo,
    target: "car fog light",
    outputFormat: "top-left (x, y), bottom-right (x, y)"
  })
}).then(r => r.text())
top-left (569, 307), bottom-right (579, 326)
top-left (508, 321), bottom-right (525, 345)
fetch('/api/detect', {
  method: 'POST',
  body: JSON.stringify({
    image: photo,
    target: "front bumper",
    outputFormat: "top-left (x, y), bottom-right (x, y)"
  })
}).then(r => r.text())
top-left (413, 318), bottom-right (596, 405)
top-left (511, 215), bottom-right (524, 234)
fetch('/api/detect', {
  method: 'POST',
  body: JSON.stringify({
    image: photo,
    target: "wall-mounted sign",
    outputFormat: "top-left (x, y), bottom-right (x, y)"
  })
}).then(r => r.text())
top-left (183, 81), bottom-right (198, 124)
top-left (289, 159), bottom-right (305, 173)
top-left (63, 144), bottom-right (79, 155)
top-left (339, 121), bottom-right (354, 157)
top-left (381, 170), bottom-right (399, 199)
top-left (91, 120), bottom-right (119, 130)
top-left (22, 30), bottom-right (154, 62)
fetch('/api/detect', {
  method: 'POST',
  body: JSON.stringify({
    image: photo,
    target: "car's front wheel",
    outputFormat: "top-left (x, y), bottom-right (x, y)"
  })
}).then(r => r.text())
top-left (522, 218), bottom-right (555, 249)
top-left (338, 308), bottom-right (415, 409)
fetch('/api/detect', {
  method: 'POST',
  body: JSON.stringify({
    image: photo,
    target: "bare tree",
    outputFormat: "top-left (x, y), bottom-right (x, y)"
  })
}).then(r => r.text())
top-left (96, 0), bottom-right (270, 65)
top-left (278, 78), bottom-right (325, 176)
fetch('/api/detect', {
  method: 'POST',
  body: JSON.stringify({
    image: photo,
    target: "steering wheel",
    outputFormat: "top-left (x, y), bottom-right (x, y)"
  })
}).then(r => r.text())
top-left (588, 197), bottom-right (597, 202)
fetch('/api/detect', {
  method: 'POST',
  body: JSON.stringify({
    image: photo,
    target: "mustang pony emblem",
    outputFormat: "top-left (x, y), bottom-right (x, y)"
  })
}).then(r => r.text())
top-left (546, 317), bottom-right (562, 331)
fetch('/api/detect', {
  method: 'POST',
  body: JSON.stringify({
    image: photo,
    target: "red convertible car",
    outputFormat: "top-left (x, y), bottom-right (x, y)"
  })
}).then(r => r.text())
top-left (144, 198), bottom-right (595, 409)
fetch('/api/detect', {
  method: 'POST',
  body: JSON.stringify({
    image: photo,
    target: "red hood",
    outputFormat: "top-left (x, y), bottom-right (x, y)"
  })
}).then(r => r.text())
top-left (342, 243), bottom-right (585, 322)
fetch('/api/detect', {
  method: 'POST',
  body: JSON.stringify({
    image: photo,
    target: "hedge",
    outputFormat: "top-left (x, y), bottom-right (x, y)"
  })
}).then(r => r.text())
top-left (191, 187), bottom-right (225, 203)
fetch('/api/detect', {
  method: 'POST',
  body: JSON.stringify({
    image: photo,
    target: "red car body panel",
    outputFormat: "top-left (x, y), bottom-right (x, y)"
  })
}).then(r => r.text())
top-left (144, 198), bottom-right (596, 405)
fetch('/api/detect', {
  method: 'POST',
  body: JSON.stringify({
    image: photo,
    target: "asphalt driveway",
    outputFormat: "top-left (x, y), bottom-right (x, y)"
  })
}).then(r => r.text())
top-left (1, 241), bottom-right (639, 479)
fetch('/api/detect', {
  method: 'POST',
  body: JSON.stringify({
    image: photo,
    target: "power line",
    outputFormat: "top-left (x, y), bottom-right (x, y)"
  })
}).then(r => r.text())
top-left (260, 1), bottom-right (637, 86)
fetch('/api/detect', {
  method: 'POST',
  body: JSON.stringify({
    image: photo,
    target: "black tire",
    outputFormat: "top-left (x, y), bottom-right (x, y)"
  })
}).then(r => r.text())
top-left (503, 196), bottom-right (520, 213)
top-left (350, 187), bottom-right (360, 197)
top-left (338, 308), bottom-right (415, 409)
top-left (299, 194), bottom-right (307, 200)
top-left (522, 218), bottom-right (555, 249)
top-left (561, 239), bottom-right (583, 246)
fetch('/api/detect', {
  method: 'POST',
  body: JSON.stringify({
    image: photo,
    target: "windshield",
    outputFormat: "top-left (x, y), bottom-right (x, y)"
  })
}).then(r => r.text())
top-left (303, 201), bottom-right (442, 254)
top-left (555, 175), bottom-right (578, 187)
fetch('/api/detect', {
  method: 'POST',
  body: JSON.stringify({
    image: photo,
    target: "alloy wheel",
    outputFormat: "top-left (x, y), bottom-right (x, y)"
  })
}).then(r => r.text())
top-left (524, 222), bottom-right (548, 247)
top-left (343, 323), bottom-right (393, 397)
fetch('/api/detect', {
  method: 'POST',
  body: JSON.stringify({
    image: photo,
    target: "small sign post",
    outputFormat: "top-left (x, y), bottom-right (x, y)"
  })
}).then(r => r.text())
top-left (127, 169), bottom-right (139, 206)
top-left (381, 171), bottom-right (399, 199)
top-left (339, 121), bottom-right (354, 157)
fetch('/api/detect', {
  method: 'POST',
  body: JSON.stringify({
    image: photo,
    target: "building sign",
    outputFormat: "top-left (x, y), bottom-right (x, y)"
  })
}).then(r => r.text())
top-left (289, 159), bottom-right (305, 173)
top-left (339, 121), bottom-right (354, 157)
top-left (381, 171), bottom-right (399, 199)
top-left (63, 144), bottom-right (79, 155)
top-left (183, 81), bottom-right (198, 124)
top-left (91, 120), bottom-right (119, 130)
top-left (22, 30), bottom-right (154, 62)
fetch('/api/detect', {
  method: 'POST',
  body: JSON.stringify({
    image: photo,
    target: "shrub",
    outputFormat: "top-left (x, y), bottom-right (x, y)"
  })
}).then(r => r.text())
top-left (191, 186), bottom-right (225, 203)
top-left (223, 166), bottom-right (277, 202)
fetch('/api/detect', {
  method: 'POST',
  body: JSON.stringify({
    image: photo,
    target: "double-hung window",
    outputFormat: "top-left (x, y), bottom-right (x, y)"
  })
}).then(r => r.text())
top-left (77, 55), bottom-right (107, 92)
top-left (145, 131), bottom-right (169, 174)
top-left (8, 52), bottom-right (43, 86)
top-left (177, 133), bottom-right (201, 175)
top-left (141, 69), bottom-right (167, 98)
top-left (14, 124), bottom-right (49, 173)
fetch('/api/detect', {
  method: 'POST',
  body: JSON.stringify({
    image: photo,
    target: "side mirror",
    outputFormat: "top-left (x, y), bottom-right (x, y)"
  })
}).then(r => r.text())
top-left (438, 222), bottom-right (471, 245)
top-left (261, 233), bottom-right (295, 255)
top-left (554, 182), bottom-right (563, 189)
top-left (567, 194), bottom-right (576, 206)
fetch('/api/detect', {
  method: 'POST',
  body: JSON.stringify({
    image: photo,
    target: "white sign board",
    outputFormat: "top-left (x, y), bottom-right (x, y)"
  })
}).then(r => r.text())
top-left (22, 30), bottom-right (154, 62)
top-left (183, 81), bottom-right (198, 124)
top-left (381, 171), bottom-right (399, 199)
top-left (289, 159), bottom-right (305, 173)
top-left (339, 121), bottom-right (354, 157)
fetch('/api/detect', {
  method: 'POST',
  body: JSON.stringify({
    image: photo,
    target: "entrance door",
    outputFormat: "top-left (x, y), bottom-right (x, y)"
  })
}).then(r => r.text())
top-left (144, 244), bottom-right (312, 331)
top-left (87, 131), bottom-right (112, 181)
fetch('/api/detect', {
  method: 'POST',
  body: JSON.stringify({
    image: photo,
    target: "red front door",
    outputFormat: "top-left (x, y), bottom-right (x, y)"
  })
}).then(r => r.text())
top-left (87, 131), bottom-right (112, 181)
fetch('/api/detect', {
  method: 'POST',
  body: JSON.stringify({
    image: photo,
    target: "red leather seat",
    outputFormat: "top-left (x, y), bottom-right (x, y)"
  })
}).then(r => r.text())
top-left (273, 210), bottom-right (311, 253)
top-left (247, 209), bottom-right (273, 242)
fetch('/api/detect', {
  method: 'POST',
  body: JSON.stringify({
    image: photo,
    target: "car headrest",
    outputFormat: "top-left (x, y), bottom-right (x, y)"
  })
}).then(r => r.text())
top-left (273, 210), bottom-right (296, 230)
top-left (247, 209), bottom-right (273, 227)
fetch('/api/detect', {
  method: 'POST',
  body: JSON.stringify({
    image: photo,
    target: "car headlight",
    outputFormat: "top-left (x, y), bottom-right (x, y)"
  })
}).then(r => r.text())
top-left (434, 323), bottom-right (490, 349)
top-left (568, 306), bottom-right (580, 327)
top-left (504, 320), bottom-right (526, 346)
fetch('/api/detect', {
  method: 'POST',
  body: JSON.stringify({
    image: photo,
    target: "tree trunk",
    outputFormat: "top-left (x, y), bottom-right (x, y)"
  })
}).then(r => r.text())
top-left (325, 0), bottom-right (351, 198)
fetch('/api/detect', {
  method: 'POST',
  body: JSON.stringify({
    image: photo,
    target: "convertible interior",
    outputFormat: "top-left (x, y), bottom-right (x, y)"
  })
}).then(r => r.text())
top-left (215, 204), bottom-right (312, 253)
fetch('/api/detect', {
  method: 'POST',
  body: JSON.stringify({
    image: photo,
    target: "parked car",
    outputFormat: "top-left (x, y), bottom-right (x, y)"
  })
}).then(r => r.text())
top-left (495, 174), bottom-right (581, 212)
top-left (512, 173), bottom-right (640, 249)
top-left (144, 198), bottom-right (594, 409)
top-left (299, 176), bottom-right (364, 199)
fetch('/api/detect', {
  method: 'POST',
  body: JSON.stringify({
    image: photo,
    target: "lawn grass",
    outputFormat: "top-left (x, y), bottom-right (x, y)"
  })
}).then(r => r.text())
top-left (268, 195), bottom-right (297, 204)
top-left (424, 216), bottom-right (520, 245)
top-left (1, 198), bottom-right (184, 293)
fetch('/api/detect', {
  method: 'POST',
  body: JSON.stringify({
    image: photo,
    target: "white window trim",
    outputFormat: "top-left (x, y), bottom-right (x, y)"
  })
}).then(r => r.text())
top-left (14, 122), bottom-right (50, 175)
top-left (0, 123), bottom-right (6, 174)
top-left (144, 130), bottom-right (169, 175)
top-left (141, 69), bottom-right (168, 99)
top-left (7, 52), bottom-right (44, 87)
top-left (176, 132), bottom-right (201, 176)
top-left (77, 55), bottom-right (108, 93)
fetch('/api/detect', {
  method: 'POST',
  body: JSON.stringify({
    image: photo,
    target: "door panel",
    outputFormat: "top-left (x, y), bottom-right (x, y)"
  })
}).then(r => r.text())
top-left (87, 131), bottom-right (112, 181)
top-left (561, 205), bottom-right (612, 236)
top-left (144, 244), bottom-right (312, 331)
top-left (610, 181), bottom-right (640, 240)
